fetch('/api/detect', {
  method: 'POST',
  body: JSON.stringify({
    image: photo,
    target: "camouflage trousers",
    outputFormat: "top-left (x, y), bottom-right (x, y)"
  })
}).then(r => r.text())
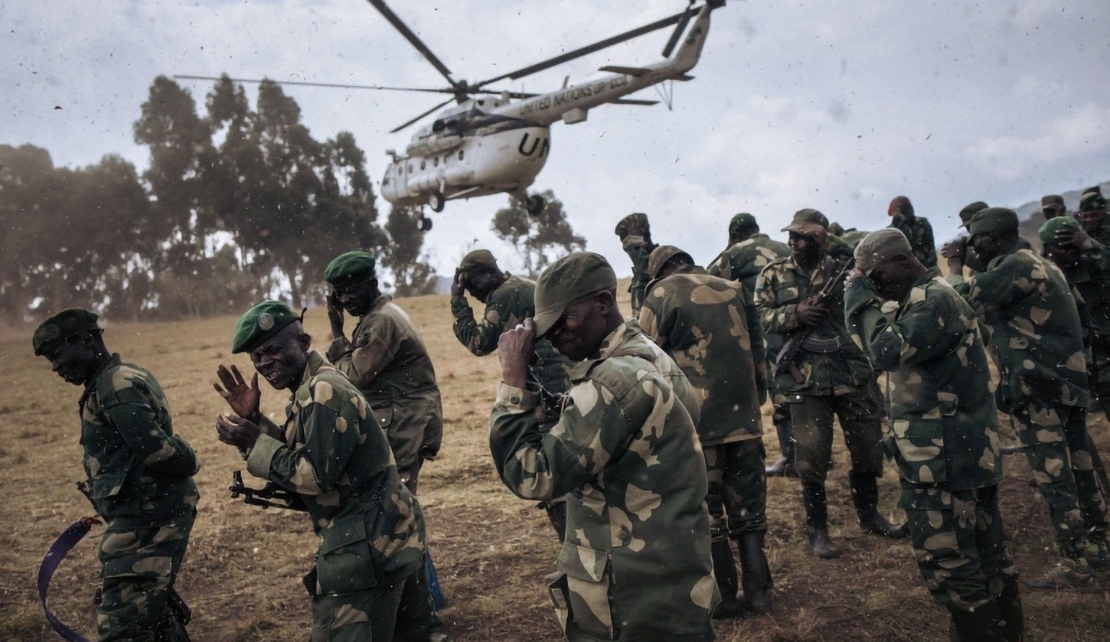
top-left (96, 508), bottom-right (196, 642)
top-left (704, 439), bottom-right (767, 538)
top-left (309, 555), bottom-right (441, 642)
top-left (901, 484), bottom-right (1016, 611)
top-left (1089, 337), bottom-right (1110, 412)
top-left (1010, 399), bottom-right (1108, 551)
top-left (786, 389), bottom-right (884, 485)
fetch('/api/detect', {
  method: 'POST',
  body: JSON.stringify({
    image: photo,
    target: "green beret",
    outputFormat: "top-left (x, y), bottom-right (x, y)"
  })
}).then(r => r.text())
top-left (967, 207), bottom-right (1018, 237)
top-left (782, 208), bottom-right (828, 235)
top-left (888, 196), bottom-right (913, 217)
top-left (728, 213), bottom-right (758, 236)
top-left (231, 300), bottom-right (301, 354)
top-left (854, 229), bottom-right (912, 276)
top-left (1041, 195), bottom-right (1065, 209)
top-left (533, 252), bottom-right (617, 338)
top-left (1080, 192), bottom-right (1107, 212)
top-left (614, 212), bottom-right (650, 239)
top-left (324, 251), bottom-right (376, 285)
top-left (958, 201), bottom-right (989, 228)
top-left (32, 308), bottom-right (100, 356)
top-left (1038, 216), bottom-right (1080, 246)
top-left (647, 245), bottom-right (693, 280)
top-left (458, 249), bottom-right (497, 273)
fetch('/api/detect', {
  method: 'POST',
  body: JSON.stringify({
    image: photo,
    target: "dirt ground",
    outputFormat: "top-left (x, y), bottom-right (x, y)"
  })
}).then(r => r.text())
top-left (2, 289), bottom-right (1109, 641)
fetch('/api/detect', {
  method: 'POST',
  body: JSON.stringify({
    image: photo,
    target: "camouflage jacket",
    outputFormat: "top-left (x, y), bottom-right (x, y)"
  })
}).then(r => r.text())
top-left (845, 271), bottom-right (1002, 489)
top-left (1053, 238), bottom-right (1110, 339)
top-left (246, 350), bottom-right (425, 591)
top-left (952, 249), bottom-right (1090, 410)
top-left (451, 274), bottom-right (570, 399)
top-left (76, 354), bottom-right (199, 522)
top-left (706, 233), bottom-right (791, 294)
top-left (889, 212), bottom-right (938, 268)
top-left (754, 252), bottom-right (875, 395)
top-left (327, 294), bottom-right (443, 465)
top-left (639, 265), bottom-right (766, 445)
top-left (489, 321), bottom-right (715, 641)
top-left (621, 235), bottom-right (656, 293)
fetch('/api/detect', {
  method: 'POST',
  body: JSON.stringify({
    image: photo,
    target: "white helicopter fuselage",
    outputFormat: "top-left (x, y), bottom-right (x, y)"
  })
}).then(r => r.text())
top-left (379, 2), bottom-right (713, 209)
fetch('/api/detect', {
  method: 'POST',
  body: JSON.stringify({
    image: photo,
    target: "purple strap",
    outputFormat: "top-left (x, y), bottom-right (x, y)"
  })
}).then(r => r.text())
top-left (37, 517), bottom-right (97, 642)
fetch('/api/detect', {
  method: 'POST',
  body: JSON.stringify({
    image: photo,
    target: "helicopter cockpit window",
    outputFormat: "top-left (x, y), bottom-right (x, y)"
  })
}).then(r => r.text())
top-left (432, 120), bottom-right (445, 133)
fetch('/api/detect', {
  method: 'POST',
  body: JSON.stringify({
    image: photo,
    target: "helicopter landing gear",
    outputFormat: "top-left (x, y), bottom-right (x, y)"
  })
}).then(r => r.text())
top-left (526, 194), bottom-right (546, 216)
top-left (427, 190), bottom-right (445, 213)
top-left (418, 216), bottom-right (433, 232)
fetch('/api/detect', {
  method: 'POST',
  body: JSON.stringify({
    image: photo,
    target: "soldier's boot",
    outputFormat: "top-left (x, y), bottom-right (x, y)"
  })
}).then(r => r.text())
top-left (946, 601), bottom-right (1005, 642)
top-left (737, 532), bottom-right (772, 615)
top-left (710, 538), bottom-right (742, 619)
top-left (1025, 553), bottom-right (1094, 589)
top-left (849, 472), bottom-right (908, 539)
top-left (995, 574), bottom-right (1025, 642)
top-left (765, 417), bottom-right (797, 477)
top-left (801, 481), bottom-right (841, 559)
top-left (1082, 539), bottom-right (1110, 569)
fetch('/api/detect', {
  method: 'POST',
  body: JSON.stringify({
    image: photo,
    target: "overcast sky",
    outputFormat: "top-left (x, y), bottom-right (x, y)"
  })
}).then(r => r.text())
top-left (4, 0), bottom-right (1109, 279)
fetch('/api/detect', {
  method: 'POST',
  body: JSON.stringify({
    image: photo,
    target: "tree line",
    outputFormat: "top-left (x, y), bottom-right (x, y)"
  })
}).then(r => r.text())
top-left (1, 75), bottom-right (585, 323)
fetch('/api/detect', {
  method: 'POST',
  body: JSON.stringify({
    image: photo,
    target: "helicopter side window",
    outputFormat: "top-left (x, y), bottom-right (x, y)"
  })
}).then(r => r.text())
top-left (434, 156), bottom-right (440, 167)
top-left (458, 150), bottom-right (464, 161)
top-left (407, 163), bottom-right (413, 173)
top-left (420, 160), bottom-right (426, 170)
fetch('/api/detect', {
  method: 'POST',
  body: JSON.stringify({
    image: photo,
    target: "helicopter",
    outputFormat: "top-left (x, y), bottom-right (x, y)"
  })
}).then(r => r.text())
top-left (177, 0), bottom-right (725, 231)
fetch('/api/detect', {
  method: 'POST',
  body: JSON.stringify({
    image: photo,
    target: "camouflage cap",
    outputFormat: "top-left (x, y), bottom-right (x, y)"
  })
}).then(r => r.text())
top-left (888, 195), bottom-right (913, 217)
top-left (728, 212), bottom-right (758, 236)
top-left (1080, 191), bottom-right (1107, 212)
top-left (1041, 195), bottom-right (1065, 208)
top-left (1038, 216), bottom-right (1080, 246)
top-left (614, 212), bottom-right (650, 239)
top-left (647, 245), bottom-right (694, 280)
top-left (854, 229), bottom-right (913, 276)
top-left (781, 208), bottom-right (829, 235)
top-left (533, 252), bottom-right (617, 338)
top-left (231, 300), bottom-right (302, 354)
top-left (458, 249), bottom-right (498, 273)
top-left (958, 201), bottom-right (989, 228)
top-left (32, 308), bottom-right (100, 356)
top-left (967, 207), bottom-right (1019, 237)
top-left (324, 251), bottom-right (376, 285)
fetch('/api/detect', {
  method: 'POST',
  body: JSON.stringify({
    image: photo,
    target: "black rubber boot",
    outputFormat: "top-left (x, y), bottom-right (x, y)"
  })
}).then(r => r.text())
top-left (947, 601), bottom-right (1005, 642)
top-left (801, 481), bottom-right (841, 559)
top-left (849, 472), bottom-right (908, 539)
top-left (737, 532), bottom-right (772, 615)
top-left (996, 574), bottom-right (1025, 642)
top-left (765, 416), bottom-right (797, 477)
top-left (710, 538), bottom-right (742, 619)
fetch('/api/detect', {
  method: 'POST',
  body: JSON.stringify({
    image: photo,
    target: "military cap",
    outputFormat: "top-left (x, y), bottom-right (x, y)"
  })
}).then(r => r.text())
top-left (533, 252), bottom-right (617, 338)
top-left (854, 229), bottom-right (913, 276)
top-left (888, 195), bottom-right (913, 217)
top-left (967, 207), bottom-right (1018, 237)
top-left (1038, 216), bottom-right (1080, 246)
top-left (781, 208), bottom-right (829, 235)
top-left (324, 251), bottom-right (376, 285)
top-left (958, 201), bottom-right (989, 228)
top-left (1041, 195), bottom-right (1065, 209)
top-left (231, 300), bottom-right (302, 354)
top-left (647, 245), bottom-right (694, 281)
top-left (32, 308), bottom-right (101, 356)
top-left (458, 249), bottom-right (498, 273)
top-left (1080, 191), bottom-right (1107, 212)
top-left (728, 213), bottom-right (758, 236)
top-left (614, 212), bottom-right (650, 239)
top-left (828, 221), bottom-right (845, 236)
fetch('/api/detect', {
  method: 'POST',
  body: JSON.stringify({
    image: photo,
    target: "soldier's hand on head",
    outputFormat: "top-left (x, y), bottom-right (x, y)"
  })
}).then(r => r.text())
top-left (1055, 225), bottom-right (1089, 248)
top-left (795, 299), bottom-right (829, 327)
top-left (451, 268), bottom-right (466, 299)
top-left (940, 238), bottom-right (967, 261)
top-left (216, 412), bottom-right (261, 450)
top-left (326, 291), bottom-right (344, 335)
top-left (214, 363), bottom-right (261, 421)
top-left (498, 318), bottom-right (536, 389)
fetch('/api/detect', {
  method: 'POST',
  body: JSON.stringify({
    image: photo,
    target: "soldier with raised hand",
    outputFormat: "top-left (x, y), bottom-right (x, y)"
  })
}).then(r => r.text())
top-left (613, 212), bottom-right (657, 318)
top-left (213, 301), bottom-right (444, 642)
top-left (640, 245), bottom-right (771, 618)
top-left (490, 252), bottom-right (718, 642)
top-left (324, 250), bottom-right (443, 496)
top-left (450, 248), bottom-right (572, 541)
top-left (33, 309), bottom-right (198, 642)
top-left (754, 208), bottom-right (906, 560)
top-left (949, 208), bottom-right (1108, 588)
top-left (845, 230), bottom-right (1022, 642)
top-left (887, 195), bottom-right (937, 268)
top-left (1078, 189), bottom-right (1110, 246)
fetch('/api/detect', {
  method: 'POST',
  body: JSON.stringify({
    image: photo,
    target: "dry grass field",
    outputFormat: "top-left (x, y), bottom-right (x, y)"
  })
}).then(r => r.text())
top-left (2, 287), bottom-right (1109, 641)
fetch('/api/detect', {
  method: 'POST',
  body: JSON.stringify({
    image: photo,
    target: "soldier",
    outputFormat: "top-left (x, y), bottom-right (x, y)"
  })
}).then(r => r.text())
top-left (640, 245), bottom-right (771, 618)
top-left (613, 212), bottom-right (657, 318)
top-left (33, 309), bottom-right (198, 642)
top-left (450, 248), bottom-right (572, 541)
top-left (706, 213), bottom-right (797, 478)
top-left (828, 222), bottom-right (868, 248)
top-left (490, 252), bottom-right (718, 641)
top-left (213, 301), bottom-right (443, 642)
top-left (844, 229), bottom-right (1023, 642)
top-left (1078, 189), bottom-right (1110, 247)
top-left (754, 209), bottom-right (906, 559)
top-left (947, 208), bottom-right (1108, 588)
top-left (887, 195), bottom-right (937, 268)
top-left (1042, 194), bottom-right (1066, 220)
top-left (324, 250), bottom-right (443, 496)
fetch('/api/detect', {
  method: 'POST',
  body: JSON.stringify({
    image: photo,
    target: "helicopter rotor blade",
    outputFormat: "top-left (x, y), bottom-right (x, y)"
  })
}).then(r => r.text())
top-left (173, 75), bottom-right (456, 94)
top-left (474, 7), bottom-right (692, 89)
top-left (390, 97), bottom-right (456, 134)
top-left (610, 98), bottom-right (659, 106)
top-left (366, 0), bottom-right (457, 88)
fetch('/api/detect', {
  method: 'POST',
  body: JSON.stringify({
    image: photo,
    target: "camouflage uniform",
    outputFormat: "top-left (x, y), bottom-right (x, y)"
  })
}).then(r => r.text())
top-left (79, 355), bottom-right (199, 642)
top-left (952, 248), bottom-right (1108, 559)
top-left (889, 198), bottom-right (938, 268)
top-left (490, 321), bottom-right (718, 642)
top-left (845, 269), bottom-right (1017, 614)
top-left (327, 294), bottom-right (443, 495)
top-left (614, 214), bottom-right (656, 318)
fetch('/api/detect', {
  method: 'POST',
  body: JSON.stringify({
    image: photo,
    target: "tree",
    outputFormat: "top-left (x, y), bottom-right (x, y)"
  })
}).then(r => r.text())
top-left (491, 189), bottom-right (586, 277)
top-left (381, 205), bottom-right (438, 297)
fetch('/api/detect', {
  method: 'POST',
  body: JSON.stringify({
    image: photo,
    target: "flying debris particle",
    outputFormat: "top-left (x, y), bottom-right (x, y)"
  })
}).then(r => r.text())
top-left (54, 105), bottom-right (62, 110)
top-left (925, 133), bottom-right (932, 140)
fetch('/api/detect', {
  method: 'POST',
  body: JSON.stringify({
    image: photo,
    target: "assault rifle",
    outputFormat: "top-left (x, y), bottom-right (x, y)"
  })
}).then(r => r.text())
top-left (773, 257), bottom-right (856, 383)
top-left (229, 470), bottom-right (308, 512)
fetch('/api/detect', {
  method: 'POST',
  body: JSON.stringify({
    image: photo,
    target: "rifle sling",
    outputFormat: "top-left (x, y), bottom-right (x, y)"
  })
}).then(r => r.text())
top-left (37, 517), bottom-right (97, 642)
